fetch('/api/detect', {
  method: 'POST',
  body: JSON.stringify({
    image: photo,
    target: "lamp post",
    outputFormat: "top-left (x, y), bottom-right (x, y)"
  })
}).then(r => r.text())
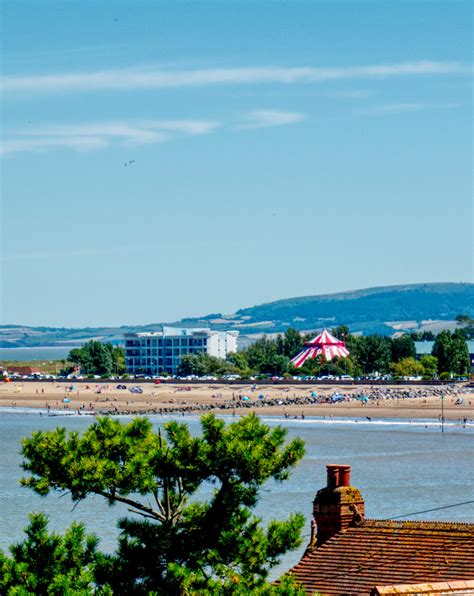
top-left (441, 394), bottom-right (445, 434)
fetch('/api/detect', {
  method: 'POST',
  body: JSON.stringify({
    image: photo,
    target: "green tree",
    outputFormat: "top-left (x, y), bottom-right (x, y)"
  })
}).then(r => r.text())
top-left (19, 414), bottom-right (306, 594)
top-left (68, 341), bottom-right (123, 377)
top-left (280, 328), bottom-right (304, 359)
top-left (331, 325), bottom-right (350, 342)
top-left (243, 337), bottom-right (291, 375)
top-left (226, 351), bottom-right (250, 375)
top-left (410, 330), bottom-right (435, 341)
top-left (390, 357), bottom-right (424, 377)
top-left (177, 353), bottom-right (222, 376)
top-left (109, 345), bottom-right (126, 375)
top-left (432, 331), bottom-right (453, 374)
top-left (353, 335), bottom-right (391, 374)
top-left (449, 330), bottom-right (471, 375)
top-left (0, 512), bottom-right (107, 594)
top-left (420, 354), bottom-right (438, 377)
top-left (391, 335), bottom-right (416, 363)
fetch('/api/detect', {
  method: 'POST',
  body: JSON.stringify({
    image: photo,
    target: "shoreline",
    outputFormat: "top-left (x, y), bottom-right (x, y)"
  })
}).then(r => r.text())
top-left (1, 405), bottom-right (472, 424)
top-left (1, 381), bottom-right (473, 421)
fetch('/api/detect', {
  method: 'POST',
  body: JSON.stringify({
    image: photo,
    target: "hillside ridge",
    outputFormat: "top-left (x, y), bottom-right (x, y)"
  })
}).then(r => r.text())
top-left (1, 282), bottom-right (472, 347)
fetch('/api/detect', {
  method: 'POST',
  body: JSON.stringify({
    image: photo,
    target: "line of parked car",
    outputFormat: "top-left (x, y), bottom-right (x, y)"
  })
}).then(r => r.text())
top-left (3, 372), bottom-right (469, 383)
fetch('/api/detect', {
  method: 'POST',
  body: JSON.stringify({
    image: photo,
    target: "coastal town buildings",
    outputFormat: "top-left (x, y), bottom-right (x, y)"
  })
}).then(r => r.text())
top-left (289, 464), bottom-right (474, 594)
top-left (4, 365), bottom-right (42, 376)
top-left (124, 327), bottom-right (238, 376)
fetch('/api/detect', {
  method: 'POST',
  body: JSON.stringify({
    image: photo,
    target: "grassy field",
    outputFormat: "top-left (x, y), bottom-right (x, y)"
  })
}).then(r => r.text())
top-left (0, 360), bottom-right (67, 375)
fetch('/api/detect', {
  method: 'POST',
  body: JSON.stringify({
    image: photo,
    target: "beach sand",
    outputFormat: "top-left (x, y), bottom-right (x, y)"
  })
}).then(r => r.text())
top-left (0, 381), bottom-right (473, 421)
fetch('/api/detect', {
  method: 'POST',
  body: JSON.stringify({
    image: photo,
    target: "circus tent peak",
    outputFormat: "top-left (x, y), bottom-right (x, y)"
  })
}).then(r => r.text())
top-left (304, 329), bottom-right (345, 347)
top-left (291, 329), bottom-right (350, 368)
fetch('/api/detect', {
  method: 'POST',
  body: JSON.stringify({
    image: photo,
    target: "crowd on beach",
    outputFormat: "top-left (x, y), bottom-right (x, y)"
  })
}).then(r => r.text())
top-left (49, 384), bottom-right (470, 417)
top-left (3, 381), bottom-right (472, 422)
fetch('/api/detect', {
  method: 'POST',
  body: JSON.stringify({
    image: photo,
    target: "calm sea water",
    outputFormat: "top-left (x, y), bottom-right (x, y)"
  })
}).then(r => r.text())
top-left (1, 413), bottom-right (473, 578)
top-left (0, 347), bottom-right (79, 361)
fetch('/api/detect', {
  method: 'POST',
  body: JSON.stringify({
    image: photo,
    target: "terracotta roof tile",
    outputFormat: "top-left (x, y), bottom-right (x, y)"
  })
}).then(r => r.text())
top-left (374, 579), bottom-right (474, 594)
top-left (289, 519), bottom-right (474, 595)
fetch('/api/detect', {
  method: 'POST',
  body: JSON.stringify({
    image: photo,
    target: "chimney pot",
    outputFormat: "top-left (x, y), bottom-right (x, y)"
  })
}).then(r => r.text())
top-left (339, 465), bottom-right (351, 487)
top-left (326, 464), bottom-right (340, 488)
top-left (314, 464), bottom-right (364, 546)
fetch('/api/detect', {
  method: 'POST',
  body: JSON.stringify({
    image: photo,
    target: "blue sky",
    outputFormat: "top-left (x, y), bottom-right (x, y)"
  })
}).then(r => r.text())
top-left (1, 1), bottom-right (472, 327)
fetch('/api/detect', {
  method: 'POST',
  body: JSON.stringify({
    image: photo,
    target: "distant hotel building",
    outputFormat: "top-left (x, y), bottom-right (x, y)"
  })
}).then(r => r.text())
top-left (125, 327), bottom-right (239, 376)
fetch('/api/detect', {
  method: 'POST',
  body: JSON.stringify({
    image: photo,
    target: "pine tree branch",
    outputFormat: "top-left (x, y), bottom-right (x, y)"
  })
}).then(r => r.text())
top-left (97, 490), bottom-right (165, 522)
top-left (154, 489), bottom-right (166, 517)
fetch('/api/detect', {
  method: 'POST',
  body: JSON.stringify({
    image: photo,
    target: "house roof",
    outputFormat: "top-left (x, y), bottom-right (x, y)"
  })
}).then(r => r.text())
top-left (289, 518), bottom-right (474, 595)
top-left (373, 579), bottom-right (474, 594)
top-left (7, 366), bottom-right (41, 375)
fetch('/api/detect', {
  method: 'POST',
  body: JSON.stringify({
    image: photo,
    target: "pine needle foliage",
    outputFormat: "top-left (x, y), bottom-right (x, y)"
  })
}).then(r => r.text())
top-left (12, 414), bottom-right (306, 594)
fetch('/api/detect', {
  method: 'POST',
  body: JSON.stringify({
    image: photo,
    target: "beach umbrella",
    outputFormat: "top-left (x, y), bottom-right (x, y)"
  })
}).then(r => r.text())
top-left (291, 329), bottom-right (350, 368)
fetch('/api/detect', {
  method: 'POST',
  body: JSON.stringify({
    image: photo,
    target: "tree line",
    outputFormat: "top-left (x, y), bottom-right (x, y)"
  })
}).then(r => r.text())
top-left (178, 325), bottom-right (471, 379)
top-left (63, 322), bottom-right (471, 380)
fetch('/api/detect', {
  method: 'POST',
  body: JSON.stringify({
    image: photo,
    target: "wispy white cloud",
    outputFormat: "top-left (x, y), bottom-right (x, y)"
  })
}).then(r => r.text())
top-left (0, 136), bottom-right (109, 155)
top-left (359, 102), bottom-right (461, 115)
top-left (0, 119), bottom-right (220, 155)
top-left (238, 110), bottom-right (305, 129)
top-left (1, 61), bottom-right (469, 95)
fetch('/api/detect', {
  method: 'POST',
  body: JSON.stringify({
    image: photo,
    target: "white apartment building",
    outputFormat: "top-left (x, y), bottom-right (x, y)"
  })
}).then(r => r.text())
top-left (124, 327), bottom-right (239, 376)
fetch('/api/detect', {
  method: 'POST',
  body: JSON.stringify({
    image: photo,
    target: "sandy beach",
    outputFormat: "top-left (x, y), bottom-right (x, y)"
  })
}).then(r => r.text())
top-left (0, 381), bottom-right (473, 421)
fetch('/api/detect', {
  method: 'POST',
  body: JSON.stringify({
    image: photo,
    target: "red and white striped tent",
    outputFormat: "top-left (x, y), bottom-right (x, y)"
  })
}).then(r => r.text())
top-left (291, 329), bottom-right (350, 368)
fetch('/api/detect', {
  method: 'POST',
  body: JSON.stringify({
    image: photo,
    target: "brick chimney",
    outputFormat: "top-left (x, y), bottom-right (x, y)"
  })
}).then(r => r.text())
top-left (312, 464), bottom-right (365, 547)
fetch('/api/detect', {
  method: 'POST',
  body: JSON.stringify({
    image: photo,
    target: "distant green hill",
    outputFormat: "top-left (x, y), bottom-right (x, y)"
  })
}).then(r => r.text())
top-left (1, 282), bottom-right (472, 348)
top-left (232, 282), bottom-right (474, 333)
